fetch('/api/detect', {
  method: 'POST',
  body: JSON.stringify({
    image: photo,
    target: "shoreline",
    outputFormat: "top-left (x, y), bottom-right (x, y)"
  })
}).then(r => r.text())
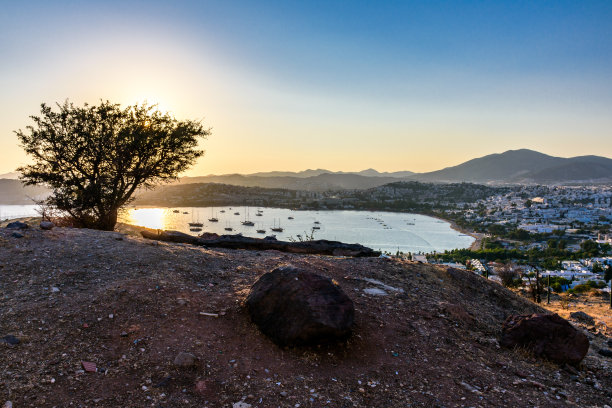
top-left (428, 214), bottom-right (483, 251)
top-left (1, 205), bottom-right (482, 252)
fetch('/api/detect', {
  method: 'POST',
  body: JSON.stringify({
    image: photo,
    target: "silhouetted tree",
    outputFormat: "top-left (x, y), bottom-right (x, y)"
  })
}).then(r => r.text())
top-left (17, 100), bottom-right (209, 230)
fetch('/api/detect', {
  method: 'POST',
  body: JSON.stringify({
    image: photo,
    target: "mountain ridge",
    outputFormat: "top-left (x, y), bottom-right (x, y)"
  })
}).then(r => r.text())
top-left (2, 149), bottom-right (611, 202)
top-left (410, 149), bottom-right (612, 184)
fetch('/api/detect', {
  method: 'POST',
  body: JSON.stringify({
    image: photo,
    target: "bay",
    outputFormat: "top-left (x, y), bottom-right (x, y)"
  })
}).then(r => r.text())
top-left (0, 204), bottom-right (474, 254)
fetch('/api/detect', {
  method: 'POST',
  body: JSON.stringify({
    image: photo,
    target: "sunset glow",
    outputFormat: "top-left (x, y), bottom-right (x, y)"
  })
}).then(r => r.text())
top-left (1, 1), bottom-right (611, 176)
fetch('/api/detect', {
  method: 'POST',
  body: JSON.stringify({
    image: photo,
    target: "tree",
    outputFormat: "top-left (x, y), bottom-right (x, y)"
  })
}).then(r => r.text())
top-left (580, 239), bottom-right (599, 256)
top-left (605, 265), bottom-right (612, 282)
top-left (498, 263), bottom-right (521, 288)
top-left (17, 100), bottom-right (209, 230)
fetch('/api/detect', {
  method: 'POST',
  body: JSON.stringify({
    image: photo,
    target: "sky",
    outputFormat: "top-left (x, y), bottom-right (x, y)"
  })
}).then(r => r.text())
top-left (1, 0), bottom-right (611, 176)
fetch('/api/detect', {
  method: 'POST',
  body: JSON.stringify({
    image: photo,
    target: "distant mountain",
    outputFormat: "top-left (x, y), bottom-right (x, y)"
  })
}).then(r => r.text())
top-left (0, 172), bottom-right (20, 179)
top-left (246, 168), bottom-right (414, 178)
top-left (0, 179), bottom-right (50, 204)
top-left (410, 149), bottom-right (612, 184)
top-left (178, 173), bottom-right (403, 191)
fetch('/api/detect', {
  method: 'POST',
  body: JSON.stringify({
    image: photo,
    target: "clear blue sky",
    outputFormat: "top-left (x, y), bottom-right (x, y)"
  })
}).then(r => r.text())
top-left (1, 0), bottom-right (611, 175)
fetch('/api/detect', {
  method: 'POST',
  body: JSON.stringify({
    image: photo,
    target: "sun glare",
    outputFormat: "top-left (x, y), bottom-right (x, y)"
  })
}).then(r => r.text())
top-left (123, 208), bottom-right (167, 230)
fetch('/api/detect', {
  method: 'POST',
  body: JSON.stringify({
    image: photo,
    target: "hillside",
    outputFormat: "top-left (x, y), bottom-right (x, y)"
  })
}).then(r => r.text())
top-left (1, 223), bottom-right (610, 407)
top-left (0, 172), bottom-right (20, 179)
top-left (247, 169), bottom-right (415, 178)
top-left (0, 179), bottom-right (50, 204)
top-left (411, 149), bottom-right (612, 184)
top-left (176, 173), bottom-right (402, 191)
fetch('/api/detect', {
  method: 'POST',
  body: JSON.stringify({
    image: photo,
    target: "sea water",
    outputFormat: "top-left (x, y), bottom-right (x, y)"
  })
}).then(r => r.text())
top-left (1, 205), bottom-right (474, 254)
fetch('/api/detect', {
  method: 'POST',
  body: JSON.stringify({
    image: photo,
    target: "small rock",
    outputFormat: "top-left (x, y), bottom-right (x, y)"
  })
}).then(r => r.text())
top-left (233, 402), bottom-right (252, 408)
top-left (6, 221), bottom-right (28, 229)
top-left (11, 232), bottom-right (23, 238)
top-left (280, 391), bottom-right (288, 397)
top-left (363, 287), bottom-right (388, 296)
top-left (597, 348), bottom-right (612, 358)
top-left (120, 331), bottom-right (128, 337)
top-left (40, 221), bottom-right (55, 230)
top-left (108, 314), bottom-right (114, 319)
top-left (514, 370), bottom-right (528, 378)
top-left (173, 352), bottom-right (197, 367)
top-left (2, 335), bottom-right (20, 345)
top-left (459, 381), bottom-right (483, 395)
top-left (569, 311), bottom-right (595, 326)
top-left (51, 287), bottom-right (60, 293)
top-left (4, 401), bottom-right (13, 408)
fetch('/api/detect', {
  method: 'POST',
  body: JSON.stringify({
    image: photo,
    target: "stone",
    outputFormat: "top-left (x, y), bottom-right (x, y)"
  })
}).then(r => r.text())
top-left (500, 313), bottom-right (589, 365)
top-left (246, 265), bottom-right (354, 346)
top-left (363, 287), bottom-right (388, 296)
top-left (569, 311), bottom-right (595, 326)
top-left (2, 335), bottom-right (20, 345)
top-left (4, 401), bottom-right (13, 408)
top-left (598, 348), bottom-right (612, 358)
top-left (6, 221), bottom-right (28, 229)
top-left (11, 232), bottom-right (23, 238)
top-left (232, 402), bottom-right (252, 408)
top-left (173, 352), bottom-right (197, 367)
top-left (40, 221), bottom-right (55, 230)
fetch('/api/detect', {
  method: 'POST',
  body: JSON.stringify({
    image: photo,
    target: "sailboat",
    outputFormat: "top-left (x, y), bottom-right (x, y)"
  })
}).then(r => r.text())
top-left (224, 221), bottom-right (233, 232)
top-left (208, 207), bottom-right (219, 222)
top-left (256, 223), bottom-right (266, 234)
top-left (271, 218), bottom-right (283, 232)
top-left (242, 206), bottom-right (255, 226)
top-left (188, 208), bottom-right (204, 227)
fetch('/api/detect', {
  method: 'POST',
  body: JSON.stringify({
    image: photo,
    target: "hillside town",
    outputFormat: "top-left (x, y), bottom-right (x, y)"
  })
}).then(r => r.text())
top-left (418, 184), bottom-right (612, 297)
top-left (133, 181), bottom-right (612, 297)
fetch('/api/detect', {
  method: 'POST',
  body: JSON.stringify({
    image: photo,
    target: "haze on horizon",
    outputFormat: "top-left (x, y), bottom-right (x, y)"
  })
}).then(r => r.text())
top-left (1, 1), bottom-right (611, 177)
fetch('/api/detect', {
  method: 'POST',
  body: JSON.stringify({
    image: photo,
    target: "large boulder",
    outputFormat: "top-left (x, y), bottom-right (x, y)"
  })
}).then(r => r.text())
top-left (246, 265), bottom-right (354, 346)
top-left (500, 313), bottom-right (589, 365)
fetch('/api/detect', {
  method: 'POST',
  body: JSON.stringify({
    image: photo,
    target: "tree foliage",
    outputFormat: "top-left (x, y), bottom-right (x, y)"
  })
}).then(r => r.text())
top-left (17, 100), bottom-right (210, 230)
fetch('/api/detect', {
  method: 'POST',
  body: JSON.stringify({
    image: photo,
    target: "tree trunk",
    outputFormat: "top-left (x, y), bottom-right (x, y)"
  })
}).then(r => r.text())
top-left (97, 208), bottom-right (118, 231)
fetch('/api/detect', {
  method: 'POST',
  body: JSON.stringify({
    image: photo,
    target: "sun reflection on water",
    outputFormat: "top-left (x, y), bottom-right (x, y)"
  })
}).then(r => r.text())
top-left (122, 208), bottom-right (167, 230)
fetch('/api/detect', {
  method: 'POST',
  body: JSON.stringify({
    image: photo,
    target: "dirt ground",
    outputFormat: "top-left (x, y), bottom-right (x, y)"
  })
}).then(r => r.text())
top-left (1, 222), bottom-right (611, 408)
top-left (543, 296), bottom-right (611, 334)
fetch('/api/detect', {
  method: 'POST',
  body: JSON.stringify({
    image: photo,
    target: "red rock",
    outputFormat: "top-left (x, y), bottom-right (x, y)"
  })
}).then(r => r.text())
top-left (500, 313), bottom-right (589, 365)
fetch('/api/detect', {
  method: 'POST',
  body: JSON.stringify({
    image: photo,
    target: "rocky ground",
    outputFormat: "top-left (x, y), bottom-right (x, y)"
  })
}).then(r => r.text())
top-left (1, 222), bottom-right (611, 408)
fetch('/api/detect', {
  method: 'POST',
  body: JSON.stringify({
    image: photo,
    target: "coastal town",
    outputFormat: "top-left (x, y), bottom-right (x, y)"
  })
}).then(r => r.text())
top-left (131, 180), bottom-right (612, 299)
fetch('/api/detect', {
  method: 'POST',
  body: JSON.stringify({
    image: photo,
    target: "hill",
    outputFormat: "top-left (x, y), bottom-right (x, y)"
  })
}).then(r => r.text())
top-left (247, 168), bottom-right (415, 178)
top-left (0, 171), bottom-right (20, 179)
top-left (0, 179), bottom-right (50, 204)
top-left (0, 224), bottom-right (610, 407)
top-left (177, 173), bottom-right (402, 191)
top-left (411, 149), bottom-right (612, 184)
top-left (178, 150), bottom-right (611, 189)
